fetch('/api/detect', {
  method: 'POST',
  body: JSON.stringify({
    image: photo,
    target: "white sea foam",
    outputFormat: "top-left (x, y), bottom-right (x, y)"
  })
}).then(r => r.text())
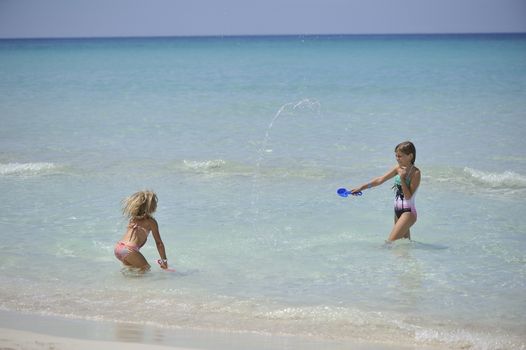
top-left (425, 166), bottom-right (526, 193)
top-left (415, 327), bottom-right (526, 350)
top-left (0, 162), bottom-right (59, 176)
top-left (463, 167), bottom-right (526, 189)
top-left (182, 159), bottom-right (226, 171)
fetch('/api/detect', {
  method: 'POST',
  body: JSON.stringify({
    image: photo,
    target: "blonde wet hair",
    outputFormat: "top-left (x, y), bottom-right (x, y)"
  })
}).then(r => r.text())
top-left (122, 190), bottom-right (158, 219)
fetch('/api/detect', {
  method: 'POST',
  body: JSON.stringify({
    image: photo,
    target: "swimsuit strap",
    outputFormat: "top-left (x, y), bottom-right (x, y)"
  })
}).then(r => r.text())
top-left (406, 165), bottom-right (414, 185)
top-left (129, 221), bottom-right (150, 249)
top-left (129, 222), bottom-right (148, 234)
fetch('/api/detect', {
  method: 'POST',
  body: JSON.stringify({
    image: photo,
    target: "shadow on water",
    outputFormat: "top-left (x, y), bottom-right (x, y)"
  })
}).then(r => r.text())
top-left (119, 266), bottom-right (199, 278)
top-left (382, 240), bottom-right (448, 251)
top-left (410, 240), bottom-right (448, 250)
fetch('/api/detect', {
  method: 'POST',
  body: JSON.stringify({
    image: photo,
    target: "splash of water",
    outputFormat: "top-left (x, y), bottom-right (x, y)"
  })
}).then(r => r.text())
top-left (251, 99), bottom-right (321, 246)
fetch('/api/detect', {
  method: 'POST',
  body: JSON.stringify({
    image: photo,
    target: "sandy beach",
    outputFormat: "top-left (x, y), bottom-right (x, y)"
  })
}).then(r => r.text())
top-left (0, 327), bottom-right (191, 350)
top-left (0, 310), bottom-right (437, 350)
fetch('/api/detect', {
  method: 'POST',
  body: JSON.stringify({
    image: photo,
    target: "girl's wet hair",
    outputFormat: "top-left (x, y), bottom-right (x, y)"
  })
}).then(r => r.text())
top-left (122, 190), bottom-right (158, 219)
top-left (395, 141), bottom-right (416, 164)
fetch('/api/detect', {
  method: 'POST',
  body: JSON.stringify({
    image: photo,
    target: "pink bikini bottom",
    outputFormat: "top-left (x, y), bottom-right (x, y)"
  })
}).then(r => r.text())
top-left (114, 241), bottom-right (139, 263)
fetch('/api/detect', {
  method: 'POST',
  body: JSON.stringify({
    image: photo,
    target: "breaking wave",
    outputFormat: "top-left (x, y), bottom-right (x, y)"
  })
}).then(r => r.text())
top-left (0, 162), bottom-right (62, 176)
top-left (176, 159), bottom-right (328, 179)
top-left (182, 159), bottom-right (227, 171)
top-left (463, 167), bottom-right (526, 189)
top-left (424, 166), bottom-right (526, 194)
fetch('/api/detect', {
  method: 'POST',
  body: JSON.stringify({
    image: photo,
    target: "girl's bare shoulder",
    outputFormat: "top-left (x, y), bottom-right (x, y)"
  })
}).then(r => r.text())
top-left (147, 216), bottom-right (159, 228)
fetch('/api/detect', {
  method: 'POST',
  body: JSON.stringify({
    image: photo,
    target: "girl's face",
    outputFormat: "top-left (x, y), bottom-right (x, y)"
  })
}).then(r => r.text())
top-left (395, 150), bottom-right (413, 166)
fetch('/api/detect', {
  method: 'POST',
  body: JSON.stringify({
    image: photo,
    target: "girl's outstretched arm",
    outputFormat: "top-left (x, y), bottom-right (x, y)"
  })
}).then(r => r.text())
top-left (150, 218), bottom-right (168, 269)
top-left (351, 165), bottom-right (398, 193)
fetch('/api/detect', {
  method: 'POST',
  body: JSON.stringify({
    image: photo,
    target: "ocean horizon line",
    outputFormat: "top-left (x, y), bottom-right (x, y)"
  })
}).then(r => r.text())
top-left (1, 31), bottom-right (525, 41)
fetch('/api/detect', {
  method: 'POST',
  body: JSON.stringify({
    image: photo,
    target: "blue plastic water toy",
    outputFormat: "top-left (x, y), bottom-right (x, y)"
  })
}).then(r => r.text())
top-left (337, 188), bottom-right (362, 197)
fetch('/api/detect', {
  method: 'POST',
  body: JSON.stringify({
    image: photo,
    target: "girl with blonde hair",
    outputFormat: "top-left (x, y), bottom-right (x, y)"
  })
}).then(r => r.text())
top-left (114, 190), bottom-right (168, 270)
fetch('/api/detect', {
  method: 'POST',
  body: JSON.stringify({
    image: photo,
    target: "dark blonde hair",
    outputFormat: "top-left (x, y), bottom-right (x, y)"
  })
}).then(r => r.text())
top-left (395, 141), bottom-right (416, 164)
top-left (122, 190), bottom-right (158, 219)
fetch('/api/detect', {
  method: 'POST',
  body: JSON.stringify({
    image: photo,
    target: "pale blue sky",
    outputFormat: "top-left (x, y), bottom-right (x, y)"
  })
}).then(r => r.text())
top-left (1, 0), bottom-right (525, 38)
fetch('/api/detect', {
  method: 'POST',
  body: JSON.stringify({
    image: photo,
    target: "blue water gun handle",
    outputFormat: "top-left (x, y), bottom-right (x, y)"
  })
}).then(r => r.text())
top-left (337, 188), bottom-right (362, 197)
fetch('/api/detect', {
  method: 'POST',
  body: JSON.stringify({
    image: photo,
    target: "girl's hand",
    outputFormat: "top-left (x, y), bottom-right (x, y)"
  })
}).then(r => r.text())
top-left (157, 259), bottom-right (168, 269)
top-left (397, 166), bottom-right (408, 180)
top-left (350, 187), bottom-right (362, 194)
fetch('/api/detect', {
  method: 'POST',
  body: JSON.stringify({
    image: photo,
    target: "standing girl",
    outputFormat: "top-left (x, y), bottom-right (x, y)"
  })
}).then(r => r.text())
top-left (351, 141), bottom-right (421, 242)
top-left (114, 190), bottom-right (169, 270)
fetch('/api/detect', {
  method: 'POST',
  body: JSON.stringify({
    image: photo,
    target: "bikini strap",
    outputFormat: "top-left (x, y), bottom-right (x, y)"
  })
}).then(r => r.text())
top-left (129, 221), bottom-right (149, 236)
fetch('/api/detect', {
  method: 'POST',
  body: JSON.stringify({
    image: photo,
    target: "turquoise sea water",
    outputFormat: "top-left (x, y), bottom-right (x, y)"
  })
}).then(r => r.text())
top-left (1, 35), bottom-right (525, 349)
